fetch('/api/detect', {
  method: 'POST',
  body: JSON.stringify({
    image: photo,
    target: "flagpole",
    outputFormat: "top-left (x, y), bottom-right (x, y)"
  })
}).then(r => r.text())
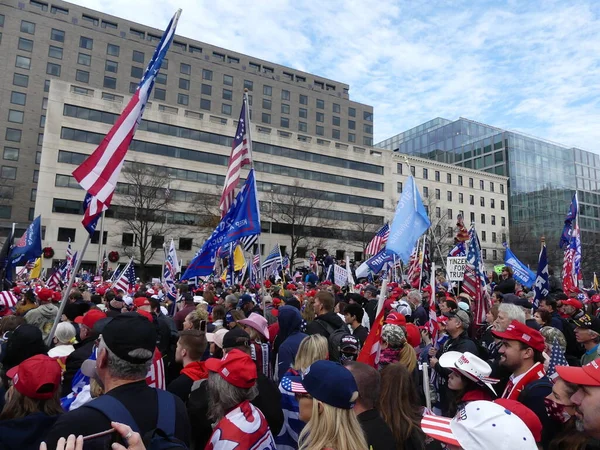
top-left (96, 210), bottom-right (105, 275)
top-left (418, 234), bottom-right (427, 291)
top-left (46, 234), bottom-right (91, 346)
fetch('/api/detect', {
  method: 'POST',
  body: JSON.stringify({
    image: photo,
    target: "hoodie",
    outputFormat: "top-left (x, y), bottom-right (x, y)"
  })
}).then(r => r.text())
top-left (277, 306), bottom-right (307, 381)
top-left (0, 412), bottom-right (59, 450)
top-left (24, 303), bottom-right (58, 341)
top-left (167, 360), bottom-right (209, 402)
top-left (305, 311), bottom-right (345, 338)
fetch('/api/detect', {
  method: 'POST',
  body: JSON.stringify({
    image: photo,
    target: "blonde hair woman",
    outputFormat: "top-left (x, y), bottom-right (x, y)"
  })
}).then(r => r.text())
top-left (294, 334), bottom-right (328, 372)
top-left (284, 360), bottom-right (367, 450)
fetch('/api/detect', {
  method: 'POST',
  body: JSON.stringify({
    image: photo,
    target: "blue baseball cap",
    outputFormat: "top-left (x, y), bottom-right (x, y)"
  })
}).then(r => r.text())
top-left (225, 311), bottom-right (235, 324)
top-left (281, 360), bottom-right (358, 409)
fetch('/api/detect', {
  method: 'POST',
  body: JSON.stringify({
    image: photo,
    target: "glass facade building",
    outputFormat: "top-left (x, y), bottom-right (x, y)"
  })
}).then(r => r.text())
top-left (377, 117), bottom-right (600, 270)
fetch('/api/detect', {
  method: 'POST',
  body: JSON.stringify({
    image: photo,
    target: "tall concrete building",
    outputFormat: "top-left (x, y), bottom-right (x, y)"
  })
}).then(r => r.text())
top-left (0, 0), bottom-right (374, 230)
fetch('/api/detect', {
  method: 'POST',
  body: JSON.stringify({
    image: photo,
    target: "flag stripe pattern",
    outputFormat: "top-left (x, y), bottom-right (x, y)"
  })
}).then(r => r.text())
top-left (72, 12), bottom-right (179, 233)
top-left (462, 224), bottom-right (491, 324)
top-left (0, 291), bottom-right (17, 308)
top-left (365, 223), bottom-right (390, 256)
top-left (240, 234), bottom-right (258, 252)
top-left (113, 259), bottom-right (135, 293)
top-left (219, 97), bottom-right (252, 217)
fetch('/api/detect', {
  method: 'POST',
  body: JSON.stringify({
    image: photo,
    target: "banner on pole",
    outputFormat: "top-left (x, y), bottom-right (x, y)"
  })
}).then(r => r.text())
top-left (446, 256), bottom-right (467, 281)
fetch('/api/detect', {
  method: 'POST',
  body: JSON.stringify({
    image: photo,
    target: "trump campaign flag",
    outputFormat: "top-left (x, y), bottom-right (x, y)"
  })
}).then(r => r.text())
top-left (355, 248), bottom-right (395, 279)
top-left (503, 245), bottom-right (536, 288)
top-left (462, 224), bottom-right (491, 324)
top-left (163, 239), bottom-right (178, 300)
top-left (182, 169), bottom-right (261, 279)
top-left (386, 176), bottom-right (431, 263)
top-left (72, 11), bottom-right (181, 236)
top-left (8, 216), bottom-right (42, 267)
top-left (533, 239), bottom-right (550, 308)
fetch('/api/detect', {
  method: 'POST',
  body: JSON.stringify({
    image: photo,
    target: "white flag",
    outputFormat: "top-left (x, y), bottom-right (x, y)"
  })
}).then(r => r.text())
top-left (345, 255), bottom-right (355, 286)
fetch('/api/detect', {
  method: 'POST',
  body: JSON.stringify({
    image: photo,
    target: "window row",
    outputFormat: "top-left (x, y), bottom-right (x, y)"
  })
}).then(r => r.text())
top-left (397, 163), bottom-right (505, 193)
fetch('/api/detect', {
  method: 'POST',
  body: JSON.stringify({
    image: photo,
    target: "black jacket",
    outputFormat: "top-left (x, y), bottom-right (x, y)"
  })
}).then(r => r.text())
top-left (517, 377), bottom-right (555, 449)
top-left (0, 412), bottom-right (58, 450)
top-left (186, 372), bottom-right (283, 450)
top-left (305, 311), bottom-right (345, 338)
top-left (61, 335), bottom-right (96, 397)
top-left (357, 409), bottom-right (396, 450)
top-left (496, 277), bottom-right (516, 294)
top-left (366, 299), bottom-right (378, 328)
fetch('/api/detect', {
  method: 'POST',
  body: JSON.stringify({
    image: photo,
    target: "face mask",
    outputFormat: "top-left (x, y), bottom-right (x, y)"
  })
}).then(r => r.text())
top-left (544, 397), bottom-right (572, 424)
top-left (340, 350), bottom-right (357, 362)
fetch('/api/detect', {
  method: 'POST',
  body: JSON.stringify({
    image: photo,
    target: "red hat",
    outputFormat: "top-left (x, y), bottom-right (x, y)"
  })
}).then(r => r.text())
top-left (286, 283), bottom-right (297, 291)
top-left (13, 286), bottom-right (21, 295)
top-left (322, 280), bottom-right (332, 286)
top-left (134, 297), bottom-right (150, 308)
top-left (494, 399), bottom-right (542, 443)
top-left (136, 310), bottom-right (153, 322)
top-left (205, 348), bottom-right (257, 389)
top-left (6, 355), bottom-right (61, 400)
top-left (556, 359), bottom-right (600, 386)
top-left (561, 298), bottom-right (583, 310)
top-left (265, 280), bottom-right (272, 288)
top-left (437, 315), bottom-right (448, 324)
top-left (385, 311), bottom-right (406, 327)
top-left (492, 320), bottom-right (545, 352)
top-left (591, 294), bottom-right (600, 304)
top-left (272, 298), bottom-right (283, 306)
top-left (52, 291), bottom-right (62, 302)
top-left (37, 288), bottom-right (53, 303)
top-left (96, 286), bottom-right (107, 296)
top-left (74, 309), bottom-right (107, 330)
top-left (405, 323), bottom-right (421, 348)
top-left (306, 290), bottom-right (317, 297)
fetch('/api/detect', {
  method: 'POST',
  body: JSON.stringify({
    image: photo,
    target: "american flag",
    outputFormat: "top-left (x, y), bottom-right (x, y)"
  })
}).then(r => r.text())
top-left (280, 376), bottom-right (307, 394)
top-left (262, 243), bottom-right (281, 277)
top-left (67, 251), bottom-right (78, 281)
top-left (462, 223), bottom-right (491, 324)
top-left (365, 223), bottom-right (390, 256)
top-left (0, 291), bottom-right (18, 308)
top-left (72, 11), bottom-right (180, 235)
top-left (420, 235), bottom-right (431, 287)
top-left (406, 241), bottom-right (421, 288)
top-left (47, 261), bottom-right (67, 290)
top-left (112, 258), bottom-right (135, 293)
top-left (547, 338), bottom-right (569, 380)
top-left (219, 94), bottom-right (252, 217)
top-left (146, 348), bottom-right (166, 390)
top-left (98, 250), bottom-right (108, 276)
top-left (448, 242), bottom-right (466, 257)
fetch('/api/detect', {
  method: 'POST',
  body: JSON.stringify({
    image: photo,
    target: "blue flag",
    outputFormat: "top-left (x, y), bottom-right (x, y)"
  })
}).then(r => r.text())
top-left (560, 193), bottom-right (578, 248)
top-left (355, 248), bottom-right (395, 278)
top-left (386, 176), bottom-right (431, 263)
top-left (533, 243), bottom-right (550, 308)
top-left (182, 169), bottom-right (261, 279)
top-left (504, 246), bottom-right (536, 288)
top-left (8, 216), bottom-right (42, 267)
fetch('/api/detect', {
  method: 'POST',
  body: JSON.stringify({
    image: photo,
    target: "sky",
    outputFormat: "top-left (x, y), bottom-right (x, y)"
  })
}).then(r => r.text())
top-left (72, 0), bottom-right (600, 152)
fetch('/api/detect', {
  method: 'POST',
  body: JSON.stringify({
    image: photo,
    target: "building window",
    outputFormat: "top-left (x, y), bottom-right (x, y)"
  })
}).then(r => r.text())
top-left (200, 99), bottom-right (211, 110)
top-left (244, 80), bottom-right (253, 91)
top-left (500, 184), bottom-right (505, 194)
top-left (91, 231), bottom-right (108, 245)
top-left (281, 90), bottom-right (290, 101)
top-left (37, 133), bottom-right (43, 145)
top-left (107, 43), bottom-right (120, 56)
top-left (469, 195), bottom-right (474, 205)
top-left (410, 166), bottom-right (416, 176)
top-left (332, 129), bottom-right (340, 139)
top-left (101, 20), bottom-right (117, 29)
top-left (79, 36), bottom-right (93, 50)
top-left (316, 99), bottom-right (325, 109)
top-left (58, 227), bottom-right (76, 242)
top-left (132, 50), bottom-right (144, 63)
top-left (501, 217), bottom-right (506, 227)
top-left (459, 193), bottom-right (463, 203)
top-left (151, 235), bottom-right (164, 249)
top-left (5, 129), bottom-right (21, 143)
top-left (202, 69), bottom-right (213, 81)
top-left (177, 93), bottom-right (188, 105)
top-left (39, 115), bottom-right (45, 127)
top-left (299, 94), bottom-right (308, 105)
top-left (364, 124), bottom-right (373, 134)
top-left (481, 231), bottom-right (486, 241)
top-left (122, 233), bottom-right (134, 246)
top-left (21, 21), bottom-right (36, 34)
top-left (448, 208), bottom-right (453, 219)
top-left (75, 69), bottom-right (90, 84)
top-left (10, 92), bottom-right (26, 105)
top-left (422, 186), bottom-right (429, 197)
top-left (46, 62), bottom-right (61, 76)
top-left (480, 197), bottom-right (485, 207)
top-left (298, 108), bottom-right (307, 119)
top-left (130, 66), bottom-right (143, 78)
top-left (470, 212), bottom-right (475, 223)
top-left (435, 189), bottom-right (440, 200)
top-left (15, 56), bottom-right (31, 70)
top-left (82, 14), bottom-right (99, 26)
top-left (348, 133), bottom-right (356, 143)
top-left (48, 45), bottom-right (63, 59)
top-left (348, 107), bottom-right (356, 117)
top-left (423, 168), bottom-right (428, 179)
top-left (13, 73), bottom-right (29, 87)
top-left (316, 112), bottom-right (324, 123)
top-left (154, 88), bottom-right (166, 100)
top-left (179, 238), bottom-right (192, 251)
top-left (481, 214), bottom-right (486, 224)
top-left (223, 74), bottom-right (233, 86)
top-left (364, 111), bottom-right (373, 122)
top-left (332, 116), bottom-right (341, 126)
top-left (178, 78), bottom-right (189, 90)
top-left (480, 180), bottom-right (485, 190)
top-left (156, 73), bottom-right (167, 85)
top-left (77, 53), bottom-right (91, 66)
top-left (201, 84), bottom-right (212, 96)
top-left (189, 45), bottom-right (202, 54)
top-left (491, 215), bottom-right (496, 225)
top-left (447, 191), bottom-right (452, 201)
top-left (4, 147), bottom-right (19, 161)
top-left (44, 79), bottom-right (50, 92)
top-left (493, 250), bottom-right (498, 260)
top-left (299, 122), bottom-right (307, 132)
top-left (33, 170), bottom-right (39, 182)
top-left (1, 166), bottom-right (17, 179)
top-left (50, 28), bottom-right (65, 42)
top-left (8, 110), bottom-right (24, 124)
top-left (469, 178), bottom-right (474, 188)
top-left (397, 182), bottom-right (403, 193)
top-left (490, 182), bottom-right (495, 192)
top-left (263, 85), bottom-right (272, 96)
top-left (129, 82), bottom-right (137, 93)
top-left (103, 76), bottom-right (116, 89)
top-left (262, 98), bottom-right (271, 110)
top-left (105, 60), bottom-right (118, 73)
top-left (30, 188), bottom-right (37, 202)
top-left (42, 97), bottom-right (48, 109)
top-left (435, 171), bottom-right (440, 182)
top-left (36, 151), bottom-right (41, 164)
top-left (180, 63), bottom-right (191, 75)
top-left (281, 117), bottom-right (289, 128)
top-left (492, 232), bottom-right (497, 243)
top-left (458, 175), bottom-right (463, 186)
top-left (221, 103), bottom-right (232, 115)
top-left (281, 103), bottom-right (290, 114)
top-left (491, 199), bottom-right (495, 209)
top-left (447, 173), bottom-right (452, 184)
top-left (501, 201), bottom-right (505, 210)
top-left (316, 125), bottom-right (324, 136)
top-left (262, 113), bottom-right (271, 124)
top-left (18, 37), bottom-right (33, 52)
top-left (348, 120), bottom-right (355, 130)
top-left (436, 207), bottom-right (441, 218)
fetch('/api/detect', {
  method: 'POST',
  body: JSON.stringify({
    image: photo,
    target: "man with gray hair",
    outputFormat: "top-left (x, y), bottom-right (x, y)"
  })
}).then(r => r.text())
top-left (407, 290), bottom-right (428, 326)
top-left (44, 313), bottom-right (191, 448)
top-left (494, 303), bottom-right (526, 332)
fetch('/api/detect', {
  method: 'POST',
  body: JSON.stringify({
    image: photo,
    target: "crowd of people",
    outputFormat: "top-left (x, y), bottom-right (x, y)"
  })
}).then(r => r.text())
top-left (1, 263), bottom-right (600, 449)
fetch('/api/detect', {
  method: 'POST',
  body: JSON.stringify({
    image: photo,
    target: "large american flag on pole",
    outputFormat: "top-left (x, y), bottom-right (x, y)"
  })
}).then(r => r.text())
top-left (462, 223), bottom-right (491, 324)
top-left (72, 10), bottom-right (181, 236)
top-left (365, 223), bottom-right (390, 256)
top-left (219, 94), bottom-right (252, 217)
top-left (112, 258), bottom-right (135, 293)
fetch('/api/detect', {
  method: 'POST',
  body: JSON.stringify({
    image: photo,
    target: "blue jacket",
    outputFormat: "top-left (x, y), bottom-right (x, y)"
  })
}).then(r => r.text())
top-left (0, 412), bottom-right (59, 450)
top-left (277, 306), bottom-right (307, 381)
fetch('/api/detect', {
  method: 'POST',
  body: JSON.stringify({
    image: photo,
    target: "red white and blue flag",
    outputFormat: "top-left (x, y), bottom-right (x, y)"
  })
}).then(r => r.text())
top-left (163, 239), bottom-right (179, 300)
top-left (219, 95), bottom-right (252, 217)
top-left (113, 258), bottom-right (136, 293)
top-left (47, 261), bottom-right (67, 290)
top-left (365, 223), bottom-right (390, 256)
top-left (462, 224), bottom-right (491, 324)
top-left (72, 11), bottom-right (181, 236)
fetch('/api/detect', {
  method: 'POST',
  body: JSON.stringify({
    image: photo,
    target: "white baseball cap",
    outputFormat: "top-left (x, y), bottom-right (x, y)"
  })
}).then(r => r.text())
top-left (392, 299), bottom-right (412, 317)
top-left (421, 400), bottom-right (537, 449)
top-left (439, 351), bottom-right (498, 395)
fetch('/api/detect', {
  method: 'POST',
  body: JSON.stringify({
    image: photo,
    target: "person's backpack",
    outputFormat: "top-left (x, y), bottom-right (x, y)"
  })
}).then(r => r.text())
top-left (314, 319), bottom-right (347, 362)
top-left (518, 377), bottom-right (553, 402)
top-left (85, 389), bottom-right (186, 450)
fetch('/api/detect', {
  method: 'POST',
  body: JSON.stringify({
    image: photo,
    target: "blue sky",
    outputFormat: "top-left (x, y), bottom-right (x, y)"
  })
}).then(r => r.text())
top-left (73, 0), bottom-right (600, 152)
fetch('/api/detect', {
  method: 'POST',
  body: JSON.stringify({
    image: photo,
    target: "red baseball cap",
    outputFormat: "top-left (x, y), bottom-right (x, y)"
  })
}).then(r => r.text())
top-left (492, 320), bottom-right (545, 352)
top-left (37, 288), bottom-right (54, 303)
top-left (74, 309), bottom-right (107, 329)
top-left (205, 348), bottom-right (257, 389)
top-left (556, 359), bottom-right (600, 386)
top-left (405, 323), bottom-right (421, 348)
top-left (494, 399), bottom-right (542, 443)
top-left (6, 355), bottom-right (61, 400)
top-left (385, 311), bottom-right (406, 327)
top-left (561, 298), bottom-right (583, 310)
top-left (286, 283), bottom-right (297, 291)
top-left (134, 297), bottom-right (150, 308)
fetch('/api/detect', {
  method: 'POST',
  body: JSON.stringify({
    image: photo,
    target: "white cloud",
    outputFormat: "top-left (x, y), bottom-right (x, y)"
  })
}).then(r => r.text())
top-left (72, 0), bottom-right (600, 152)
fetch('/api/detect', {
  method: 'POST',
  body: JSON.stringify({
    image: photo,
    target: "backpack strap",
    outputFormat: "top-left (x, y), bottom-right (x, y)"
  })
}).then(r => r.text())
top-left (155, 388), bottom-right (176, 436)
top-left (85, 395), bottom-right (141, 433)
top-left (314, 319), bottom-right (336, 338)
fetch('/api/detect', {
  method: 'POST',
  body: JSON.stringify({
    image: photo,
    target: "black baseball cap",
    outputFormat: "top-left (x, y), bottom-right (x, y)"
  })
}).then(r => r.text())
top-left (223, 327), bottom-right (251, 349)
top-left (573, 314), bottom-right (600, 334)
top-left (101, 313), bottom-right (156, 364)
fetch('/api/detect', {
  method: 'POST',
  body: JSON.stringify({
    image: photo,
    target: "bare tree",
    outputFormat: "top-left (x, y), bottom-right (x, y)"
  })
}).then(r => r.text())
top-left (114, 163), bottom-right (174, 280)
top-left (345, 205), bottom-right (384, 253)
top-left (264, 181), bottom-right (334, 267)
top-left (191, 191), bottom-right (222, 231)
top-left (422, 196), bottom-right (455, 266)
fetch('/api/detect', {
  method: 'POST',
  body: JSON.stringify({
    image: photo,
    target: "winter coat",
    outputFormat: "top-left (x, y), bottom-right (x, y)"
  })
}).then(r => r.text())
top-left (24, 303), bottom-right (58, 340)
top-left (277, 306), bottom-right (308, 380)
top-left (0, 412), bottom-right (59, 450)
